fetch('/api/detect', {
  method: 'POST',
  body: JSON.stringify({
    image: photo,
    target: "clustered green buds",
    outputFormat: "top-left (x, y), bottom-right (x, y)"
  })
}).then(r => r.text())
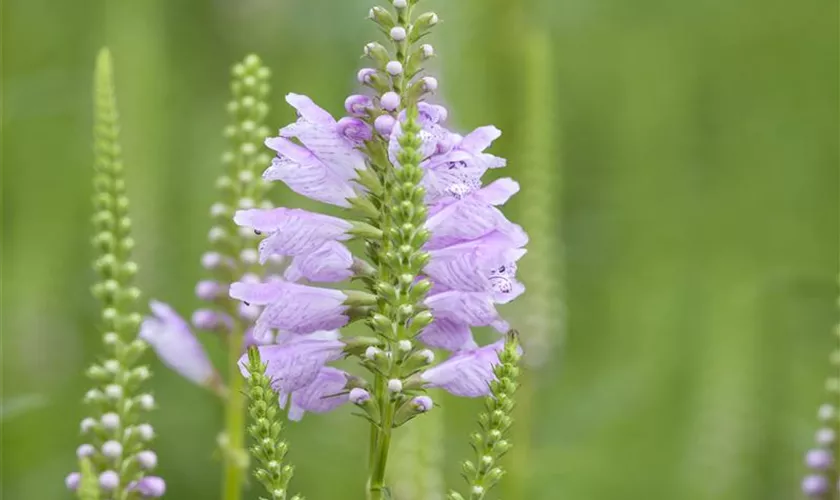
top-left (75, 47), bottom-right (158, 500)
top-left (448, 332), bottom-right (522, 500)
top-left (244, 347), bottom-right (303, 500)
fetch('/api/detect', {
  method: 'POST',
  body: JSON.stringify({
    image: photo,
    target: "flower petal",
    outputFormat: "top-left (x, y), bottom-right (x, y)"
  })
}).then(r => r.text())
top-left (140, 301), bottom-right (217, 387)
top-left (418, 318), bottom-right (478, 352)
top-left (287, 367), bottom-right (349, 421)
top-left (424, 291), bottom-right (500, 327)
top-left (238, 337), bottom-right (344, 393)
top-left (421, 341), bottom-right (505, 397)
top-left (285, 93), bottom-right (336, 125)
top-left (458, 126), bottom-right (501, 153)
top-left (474, 178), bottom-right (519, 206)
top-left (284, 241), bottom-right (353, 283)
top-left (263, 152), bottom-right (356, 208)
top-left (231, 280), bottom-right (349, 336)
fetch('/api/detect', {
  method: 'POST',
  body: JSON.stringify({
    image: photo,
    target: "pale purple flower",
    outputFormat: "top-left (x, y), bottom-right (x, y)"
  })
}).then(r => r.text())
top-left (238, 333), bottom-right (345, 394)
top-left (76, 444), bottom-right (95, 459)
top-left (230, 280), bottom-right (349, 341)
top-left (284, 241), bottom-right (353, 283)
top-left (262, 93), bottom-right (366, 207)
top-left (806, 449), bottom-right (833, 469)
top-left (418, 317), bottom-right (477, 352)
top-left (139, 301), bottom-right (218, 387)
top-left (426, 231), bottom-right (526, 303)
top-left (425, 291), bottom-right (507, 332)
top-left (420, 341), bottom-right (506, 397)
top-left (422, 77), bottom-right (438, 91)
top-left (357, 68), bottom-right (377, 84)
top-left (128, 476), bottom-right (166, 497)
top-left (285, 367), bottom-right (349, 420)
top-left (234, 208), bottom-right (351, 264)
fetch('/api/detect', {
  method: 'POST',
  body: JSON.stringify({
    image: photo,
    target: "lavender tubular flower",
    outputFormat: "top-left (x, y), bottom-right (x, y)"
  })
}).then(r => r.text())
top-left (68, 48), bottom-right (162, 499)
top-left (229, 2), bottom-right (528, 499)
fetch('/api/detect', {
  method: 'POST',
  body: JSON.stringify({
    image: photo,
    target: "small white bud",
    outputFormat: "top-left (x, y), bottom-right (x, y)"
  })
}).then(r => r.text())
top-left (471, 486), bottom-right (485, 496)
top-left (135, 424), bottom-right (155, 441)
top-left (136, 450), bottom-right (158, 470)
top-left (421, 44), bottom-right (435, 58)
top-left (386, 61), bottom-right (403, 76)
top-left (390, 27), bottom-right (407, 41)
top-left (238, 225), bottom-right (258, 239)
top-left (84, 389), bottom-right (102, 403)
top-left (101, 412), bottom-right (120, 430)
top-left (238, 197), bottom-right (255, 209)
top-left (208, 226), bottom-right (227, 242)
top-left (481, 455), bottom-right (493, 466)
top-left (397, 340), bottom-right (412, 352)
top-left (259, 200), bottom-right (274, 210)
top-left (238, 170), bottom-right (255, 183)
top-left (76, 444), bottom-right (95, 459)
top-left (133, 366), bottom-right (151, 381)
top-left (240, 248), bottom-right (259, 264)
top-left (103, 359), bottom-right (120, 373)
top-left (104, 384), bottom-right (123, 399)
top-left (387, 379), bottom-right (403, 393)
top-left (422, 76), bottom-right (438, 91)
top-left (138, 394), bottom-right (155, 410)
top-left (819, 404), bottom-right (836, 421)
top-left (365, 346), bottom-right (382, 359)
top-left (419, 349), bottom-right (435, 363)
top-left (102, 332), bottom-right (119, 345)
top-left (80, 417), bottom-right (98, 433)
top-left (393, 0), bottom-right (407, 8)
top-left (102, 440), bottom-right (123, 459)
top-left (210, 203), bottom-right (229, 217)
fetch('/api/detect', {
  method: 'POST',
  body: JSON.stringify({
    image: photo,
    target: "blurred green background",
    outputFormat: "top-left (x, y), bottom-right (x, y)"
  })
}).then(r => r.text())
top-left (2, 0), bottom-right (838, 499)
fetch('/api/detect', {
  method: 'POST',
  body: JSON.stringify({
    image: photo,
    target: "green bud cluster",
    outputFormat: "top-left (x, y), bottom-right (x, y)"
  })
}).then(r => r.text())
top-left (206, 54), bottom-right (273, 294)
top-left (448, 332), bottom-right (521, 500)
top-left (79, 48), bottom-right (156, 500)
top-left (244, 347), bottom-right (303, 500)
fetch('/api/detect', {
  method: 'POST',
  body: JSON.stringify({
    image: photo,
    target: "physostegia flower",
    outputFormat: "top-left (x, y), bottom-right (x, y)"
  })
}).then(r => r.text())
top-left (229, 1), bottom-right (528, 498)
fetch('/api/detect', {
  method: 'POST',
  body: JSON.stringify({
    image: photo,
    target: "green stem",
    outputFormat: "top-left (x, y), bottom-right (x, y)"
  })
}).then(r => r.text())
top-left (369, 395), bottom-right (395, 500)
top-left (223, 326), bottom-right (246, 500)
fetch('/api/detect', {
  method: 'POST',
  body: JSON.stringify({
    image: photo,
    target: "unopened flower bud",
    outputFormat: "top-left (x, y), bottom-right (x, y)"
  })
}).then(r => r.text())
top-left (422, 76), bottom-right (438, 91)
top-left (374, 115), bottom-right (396, 137)
top-left (196, 280), bottom-right (222, 301)
top-left (201, 252), bottom-right (223, 269)
top-left (81, 417), bottom-right (97, 433)
top-left (397, 340), bottom-right (412, 352)
top-left (101, 412), bottom-right (120, 430)
top-left (349, 388), bottom-right (371, 404)
top-left (390, 27), bottom-right (407, 41)
top-left (240, 248), bottom-right (259, 264)
top-left (365, 346), bottom-right (382, 360)
top-left (337, 117), bottom-right (373, 142)
top-left (818, 404), bottom-right (836, 421)
top-left (413, 395), bottom-right (433, 412)
top-left (388, 379), bottom-right (403, 393)
top-left (135, 423), bottom-right (155, 441)
top-left (99, 471), bottom-right (119, 491)
top-left (102, 440), bottom-right (123, 458)
top-left (386, 61), bottom-right (403, 76)
top-left (77, 443), bottom-right (96, 459)
top-left (345, 94), bottom-right (373, 116)
top-left (806, 449), bottom-right (833, 469)
top-left (138, 394), bottom-right (155, 410)
top-left (104, 384), bottom-right (123, 399)
top-left (65, 472), bottom-right (81, 491)
top-left (802, 474), bottom-right (828, 496)
top-left (358, 68), bottom-right (377, 84)
top-left (380, 91), bottom-right (400, 111)
top-left (137, 450), bottom-right (158, 470)
top-left (421, 44), bottom-right (435, 58)
top-left (393, 0), bottom-right (407, 8)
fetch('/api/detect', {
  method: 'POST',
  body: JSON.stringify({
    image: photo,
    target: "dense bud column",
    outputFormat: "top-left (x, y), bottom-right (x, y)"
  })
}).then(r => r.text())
top-left (358, 2), bottom-right (440, 498)
top-left (215, 54), bottom-right (274, 500)
top-left (70, 48), bottom-right (162, 500)
top-left (801, 275), bottom-right (840, 499)
top-left (244, 347), bottom-right (304, 500)
top-left (447, 332), bottom-right (521, 500)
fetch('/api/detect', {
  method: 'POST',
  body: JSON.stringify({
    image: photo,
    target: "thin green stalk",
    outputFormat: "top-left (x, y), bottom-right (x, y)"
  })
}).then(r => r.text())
top-left (223, 325), bottom-right (247, 500)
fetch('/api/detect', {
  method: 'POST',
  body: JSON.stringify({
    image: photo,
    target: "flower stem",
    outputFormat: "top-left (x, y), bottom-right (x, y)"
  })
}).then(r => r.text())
top-left (223, 325), bottom-right (246, 500)
top-left (368, 397), bottom-right (395, 500)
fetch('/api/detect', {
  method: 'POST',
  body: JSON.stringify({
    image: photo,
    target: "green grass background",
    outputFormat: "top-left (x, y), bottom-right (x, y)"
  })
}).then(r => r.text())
top-left (2, 0), bottom-right (838, 499)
